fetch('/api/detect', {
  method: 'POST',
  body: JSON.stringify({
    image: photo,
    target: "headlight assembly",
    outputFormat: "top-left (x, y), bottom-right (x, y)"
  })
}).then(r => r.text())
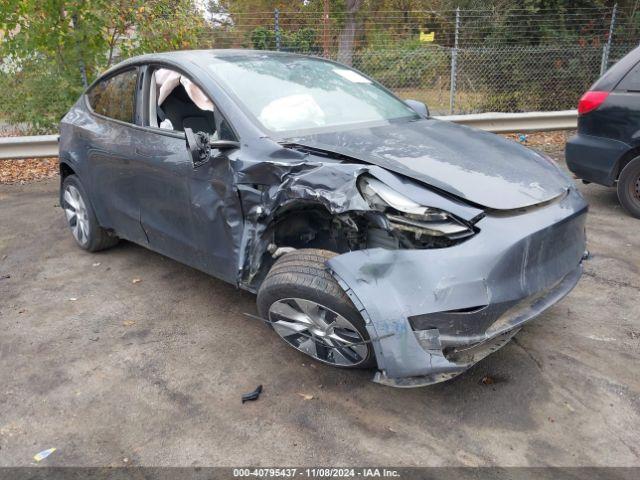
top-left (358, 176), bottom-right (474, 240)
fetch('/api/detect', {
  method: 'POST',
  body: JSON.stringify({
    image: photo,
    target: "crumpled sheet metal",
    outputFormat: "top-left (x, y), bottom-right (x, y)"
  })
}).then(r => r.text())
top-left (230, 144), bottom-right (586, 385)
top-left (232, 145), bottom-right (482, 289)
top-left (325, 187), bottom-right (587, 383)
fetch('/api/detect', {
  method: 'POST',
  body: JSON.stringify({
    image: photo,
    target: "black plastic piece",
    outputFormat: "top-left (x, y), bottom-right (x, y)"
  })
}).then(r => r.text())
top-left (184, 127), bottom-right (211, 167)
top-left (241, 384), bottom-right (263, 403)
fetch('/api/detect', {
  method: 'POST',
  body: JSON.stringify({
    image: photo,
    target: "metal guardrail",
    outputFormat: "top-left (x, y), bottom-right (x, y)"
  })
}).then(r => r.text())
top-left (0, 110), bottom-right (578, 160)
top-left (437, 109), bottom-right (578, 133)
top-left (0, 135), bottom-right (59, 160)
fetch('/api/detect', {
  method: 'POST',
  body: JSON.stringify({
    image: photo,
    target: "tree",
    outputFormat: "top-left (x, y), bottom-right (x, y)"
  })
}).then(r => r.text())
top-left (0, 0), bottom-right (209, 132)
top-left (336, 0), bottom-right (363, 65)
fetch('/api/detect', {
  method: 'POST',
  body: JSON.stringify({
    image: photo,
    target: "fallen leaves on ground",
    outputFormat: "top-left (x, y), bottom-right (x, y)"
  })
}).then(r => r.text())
top-left (480, 375), bottom-right (495, 385)
top-left (501, 130), bottom-right (574, 147)
top-left (0, 157), bottom-right (58, 184)
top-left (501, 130), bottom-right (576, 160)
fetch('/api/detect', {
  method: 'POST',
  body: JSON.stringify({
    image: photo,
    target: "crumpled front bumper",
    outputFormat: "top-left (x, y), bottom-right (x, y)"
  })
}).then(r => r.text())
top-left (327, 188), bottom-right (588, 387)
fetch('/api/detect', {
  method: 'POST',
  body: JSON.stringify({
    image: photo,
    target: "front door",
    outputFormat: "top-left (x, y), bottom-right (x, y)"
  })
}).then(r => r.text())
top-left (133, 65), bottom-right (243, 283)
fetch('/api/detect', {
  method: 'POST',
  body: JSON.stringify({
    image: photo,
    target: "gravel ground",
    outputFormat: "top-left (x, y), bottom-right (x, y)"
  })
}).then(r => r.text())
top-left (0, 146), bottom-right (639, 467)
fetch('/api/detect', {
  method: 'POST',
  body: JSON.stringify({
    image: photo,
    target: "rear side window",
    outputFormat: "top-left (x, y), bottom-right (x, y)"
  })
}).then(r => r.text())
top-left (87, 69), bottom-right (138, 123)
top-left (617, 61), bottom-right (640, 92)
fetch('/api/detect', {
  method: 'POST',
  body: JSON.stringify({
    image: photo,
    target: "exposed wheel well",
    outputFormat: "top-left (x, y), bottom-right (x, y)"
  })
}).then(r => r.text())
top-left (616, 148), bottom-right (640, 180)
top-left (272, 204), bottom-right (346, 253)
top-left (60, 162), bottom-right (76, 180)
top-left (247, 201), bottom-right (471, 290)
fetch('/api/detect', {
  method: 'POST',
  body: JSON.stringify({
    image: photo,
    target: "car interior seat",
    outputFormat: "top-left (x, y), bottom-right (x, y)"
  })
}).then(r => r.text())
top-left (149, 69), bottom-right (216, 135)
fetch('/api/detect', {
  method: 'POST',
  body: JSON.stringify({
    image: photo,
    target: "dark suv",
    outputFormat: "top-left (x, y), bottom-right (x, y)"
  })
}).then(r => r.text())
top-left (566, 45), bottom-right (640, 218)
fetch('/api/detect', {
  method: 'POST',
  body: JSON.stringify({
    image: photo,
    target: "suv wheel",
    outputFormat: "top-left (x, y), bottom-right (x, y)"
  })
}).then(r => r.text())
top-left (617, 157), bottom-right (640, 219)
top-left (61, 175), bottom-right (119, 251)
top-left (257, 249), bottom-right (376, 369)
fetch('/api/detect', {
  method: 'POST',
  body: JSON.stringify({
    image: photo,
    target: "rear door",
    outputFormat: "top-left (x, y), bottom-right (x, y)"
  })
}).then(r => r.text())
top-left (84, 67), bottom-right (148, 245)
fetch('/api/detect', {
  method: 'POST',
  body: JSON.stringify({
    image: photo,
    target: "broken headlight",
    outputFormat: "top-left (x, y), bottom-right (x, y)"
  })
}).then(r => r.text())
top-left (358, 176), bottom-right (474, 241)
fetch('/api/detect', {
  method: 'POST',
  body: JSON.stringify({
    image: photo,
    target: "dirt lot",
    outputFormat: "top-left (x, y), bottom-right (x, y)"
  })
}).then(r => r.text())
top-left (0, 148), bottom-right (639, 467)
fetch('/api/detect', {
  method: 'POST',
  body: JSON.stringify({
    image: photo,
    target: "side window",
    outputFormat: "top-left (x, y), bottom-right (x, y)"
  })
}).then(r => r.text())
top-left (87, 69), bottom-right (138, 123)
top-left (617, 61), bottom-right (640, 92)
top-left (147, 67), bottom-right (236, 140)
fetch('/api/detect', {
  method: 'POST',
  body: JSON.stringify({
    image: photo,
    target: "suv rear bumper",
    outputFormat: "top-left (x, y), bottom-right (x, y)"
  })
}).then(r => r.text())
top-left (565, 133), bottom-right (629, 186)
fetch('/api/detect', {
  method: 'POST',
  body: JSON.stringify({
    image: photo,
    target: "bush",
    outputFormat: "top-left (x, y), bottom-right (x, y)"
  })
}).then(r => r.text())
top-left (353, 42), bottom-right (450, 89)
top-left (249, 26), bottom-right (319, 54)
top-left (456, 45), bottom-right (602, 113)
top-left (0, 58), bottom-right (83, 134)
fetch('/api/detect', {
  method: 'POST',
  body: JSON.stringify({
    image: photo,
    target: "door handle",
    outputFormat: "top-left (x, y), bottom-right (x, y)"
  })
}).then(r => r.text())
top-left (135, 147), bottom-right (156, 157)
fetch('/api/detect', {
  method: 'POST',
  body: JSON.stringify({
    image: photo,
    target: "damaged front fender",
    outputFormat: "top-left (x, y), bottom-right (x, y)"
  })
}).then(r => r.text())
top-left (234, 145), bottom-right (483, 291)
top-left (325, 187), bottom-right (587, 386)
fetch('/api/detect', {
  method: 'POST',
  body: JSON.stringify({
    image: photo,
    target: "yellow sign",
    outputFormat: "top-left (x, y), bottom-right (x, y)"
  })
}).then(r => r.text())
top-left (419, 31), bottom-right (435, 42)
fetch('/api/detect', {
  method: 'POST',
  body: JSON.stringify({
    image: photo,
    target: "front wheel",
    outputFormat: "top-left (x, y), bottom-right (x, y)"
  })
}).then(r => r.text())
top-left (617, 157), bottom-right (640, 219)
top-left (257, 249), bottom-right (376, 369)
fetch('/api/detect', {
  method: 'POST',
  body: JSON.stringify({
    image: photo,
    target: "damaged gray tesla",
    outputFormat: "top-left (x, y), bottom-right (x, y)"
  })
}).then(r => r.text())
top-left (59, 50), bottom-right (588, 387)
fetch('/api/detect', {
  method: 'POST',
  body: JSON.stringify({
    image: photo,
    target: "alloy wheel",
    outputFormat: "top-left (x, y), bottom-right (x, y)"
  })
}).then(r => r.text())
top-left (268, 298), bottom-right (369, 367)
top-left (63, 185), bottom-right (90, 246)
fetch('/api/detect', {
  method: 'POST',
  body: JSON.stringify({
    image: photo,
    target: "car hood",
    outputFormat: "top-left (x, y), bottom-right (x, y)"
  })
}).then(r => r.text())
top-left (284, 119), bottom-right (570, 210)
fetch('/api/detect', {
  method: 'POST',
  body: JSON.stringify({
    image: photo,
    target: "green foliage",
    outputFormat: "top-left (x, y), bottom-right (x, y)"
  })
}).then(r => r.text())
top-left (354, 41), bottom-right (450, 89)
top-left (0, 58), bottom-right (84, 134)
top-left (249, 26), bottom-right (276, 50)
top-left (249, 26), bottom-right (319, 53)
top-left (457, 46), bottom-right (603, 113)
top-left (0, 0), bottom-right (209, 133)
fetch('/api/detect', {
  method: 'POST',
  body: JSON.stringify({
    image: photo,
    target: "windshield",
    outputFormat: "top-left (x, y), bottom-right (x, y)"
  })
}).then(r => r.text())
top-left (207, 54), bottom-right (420, 135)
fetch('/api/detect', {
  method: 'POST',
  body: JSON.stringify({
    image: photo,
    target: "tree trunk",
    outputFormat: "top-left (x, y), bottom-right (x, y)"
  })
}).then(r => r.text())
top-left (337, 0), bottom-right (363, 66)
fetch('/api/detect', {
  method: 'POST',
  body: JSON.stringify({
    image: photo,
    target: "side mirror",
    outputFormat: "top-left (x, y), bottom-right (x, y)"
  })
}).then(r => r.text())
top-left (185, 128), bottom-right (241, 167)
top-left (405, 99), bottom-right (429, 118)
top-left (210, 139), bottom-right (241, 150)
top-left (185, 127), bottom-right (211, 167)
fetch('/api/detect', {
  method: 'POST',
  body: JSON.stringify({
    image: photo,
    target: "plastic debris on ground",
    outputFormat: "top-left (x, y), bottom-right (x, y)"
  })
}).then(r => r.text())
top-left (241, 385), bottom-right (263, 403)
top-left (33, 448), bottom-right (56, 462)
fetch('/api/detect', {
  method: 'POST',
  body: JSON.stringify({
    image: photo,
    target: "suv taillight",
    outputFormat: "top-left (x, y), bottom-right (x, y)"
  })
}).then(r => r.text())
top-left (578, 91), bottom-right (609, 115)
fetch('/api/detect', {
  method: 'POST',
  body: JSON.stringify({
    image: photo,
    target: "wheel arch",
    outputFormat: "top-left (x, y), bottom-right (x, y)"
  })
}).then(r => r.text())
top-left (59, 161), bottom-right (76, 181)
top-left (616, 147), bottom-right (640, 180)
top-left (246, 200), bottom-right (344, 291)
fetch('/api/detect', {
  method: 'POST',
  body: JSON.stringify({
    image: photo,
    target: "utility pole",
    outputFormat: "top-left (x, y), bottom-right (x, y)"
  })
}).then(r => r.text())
top-left (274, 8), bottom-right (281, 51)
top-left (71, 13), bottom-right (88, 88)
top-left (449, 7), bottom-right (460, 114)
top-left (600, 3), bottom-right (618, 75)
top-left (323, 0), bottom-right (330, 58)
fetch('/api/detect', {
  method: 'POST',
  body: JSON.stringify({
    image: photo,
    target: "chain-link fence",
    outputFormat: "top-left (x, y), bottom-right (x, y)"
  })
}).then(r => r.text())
top-left (204, 4), bottom-right (639, 115)
top-left (3, 3), bottom-right (638, 134)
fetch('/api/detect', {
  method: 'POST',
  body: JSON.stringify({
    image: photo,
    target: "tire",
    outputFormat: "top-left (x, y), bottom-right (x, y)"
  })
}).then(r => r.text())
top-left (61, 175), bottom-right (119, 252)
top-left (257, 249), bottom-right (376, 369)
top-left (617, 158), bottom-right (640, 219)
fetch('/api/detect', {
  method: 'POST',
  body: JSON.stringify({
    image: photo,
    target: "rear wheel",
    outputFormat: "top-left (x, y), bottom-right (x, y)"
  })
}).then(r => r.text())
top-left (257, 249), bottom-right (376, 369)
top-left (617, 158), bottom-right (640, 219)
top-left (61, 175), bottom-right (118, 251)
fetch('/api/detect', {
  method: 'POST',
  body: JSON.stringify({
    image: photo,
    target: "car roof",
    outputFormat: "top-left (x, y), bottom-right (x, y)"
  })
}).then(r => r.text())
top-left (87, 49), bottom-right (318, 94)
top-left (118, 49), bottom-right (311, 66)
top-left (94, 49), bottom-right (319, 86)
top-left (592, 45), bottom-right (640, 91)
